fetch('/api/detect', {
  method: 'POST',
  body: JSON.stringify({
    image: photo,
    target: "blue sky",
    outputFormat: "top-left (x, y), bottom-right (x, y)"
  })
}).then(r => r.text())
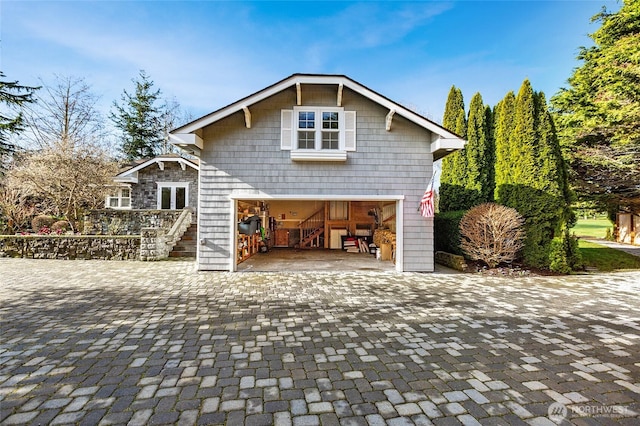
top-left (2, 0), bottom-right (618, 125)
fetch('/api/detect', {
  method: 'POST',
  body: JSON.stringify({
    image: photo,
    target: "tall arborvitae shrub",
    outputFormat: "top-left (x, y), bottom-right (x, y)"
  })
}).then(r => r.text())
top-left (464, 93), bottom-right (494, 207)
top-left (535, 92), bottom-right (575, 228)
top-left (484, 105), bottom-right (495, 199)
top-left (440, 90), bottom-right (494, 212)
top-left (439, 86), bottom-right (468, 212)
top-left (494, 80), bottom-right (572, 267)
top-left (493, 91), bottom-right (516, 198)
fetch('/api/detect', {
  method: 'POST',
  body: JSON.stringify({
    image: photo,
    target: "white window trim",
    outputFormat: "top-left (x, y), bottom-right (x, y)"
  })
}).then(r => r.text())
top-left (281, 108), bottom-right (356, 161)
top-left (294, 106), bottom-right (344, 150)
top-left (156, 182), bottom-right (190, 210)
top-left (105, 186), bottom-right (131, 210)
top-left (290, 150), bottom-right (347, 162)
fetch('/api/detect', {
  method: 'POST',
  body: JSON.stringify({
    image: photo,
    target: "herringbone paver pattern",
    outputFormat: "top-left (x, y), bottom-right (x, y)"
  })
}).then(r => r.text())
top-left (1, 259), bottom-right (639, 425)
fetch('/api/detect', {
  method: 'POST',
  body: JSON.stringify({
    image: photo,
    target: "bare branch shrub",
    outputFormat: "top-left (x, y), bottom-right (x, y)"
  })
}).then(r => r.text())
top-left (31, 214), bottom-right (55, 232)
top-left (7, 147), bottom-right (117, 229)
top-left (51, 220), bottom-right (70, 233)
top-left (460, 203), bottom-right (525, 268)
top-left (0, 187), bottom-right (36, 233)
top-left (5, 75), bottom-right (118, 232)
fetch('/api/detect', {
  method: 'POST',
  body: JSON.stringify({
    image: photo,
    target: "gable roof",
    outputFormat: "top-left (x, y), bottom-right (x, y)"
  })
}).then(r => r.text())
top-left (170, 73), bottom-right (465, 159)
top-left (114, 154), bottom-right (199, 184)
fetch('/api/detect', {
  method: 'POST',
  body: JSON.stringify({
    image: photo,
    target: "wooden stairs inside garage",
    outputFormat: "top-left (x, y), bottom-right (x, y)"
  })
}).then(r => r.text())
top-left (299, 207), bottom-right (324, 249)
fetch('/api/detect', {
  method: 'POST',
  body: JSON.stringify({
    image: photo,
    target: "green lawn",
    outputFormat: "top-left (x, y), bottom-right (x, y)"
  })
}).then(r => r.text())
top-left (579, 239), bottom-right (640, 272)
top-left (573, 218), bottom-right (613, 239)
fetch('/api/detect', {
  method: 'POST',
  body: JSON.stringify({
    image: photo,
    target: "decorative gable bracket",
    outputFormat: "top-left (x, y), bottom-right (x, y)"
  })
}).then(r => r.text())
top-left (385, 109), bottom-right (395, 131)
top-left (242, 106), bottom-right (251, 129)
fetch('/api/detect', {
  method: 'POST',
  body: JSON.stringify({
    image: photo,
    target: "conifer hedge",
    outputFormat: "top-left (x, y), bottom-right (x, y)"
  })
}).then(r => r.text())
top-left (439, 80), bottom-right (574, 269)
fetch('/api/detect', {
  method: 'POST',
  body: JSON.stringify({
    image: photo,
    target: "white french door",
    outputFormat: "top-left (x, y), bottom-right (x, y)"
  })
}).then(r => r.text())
top-left (157, 183), bottom-right (189, 210)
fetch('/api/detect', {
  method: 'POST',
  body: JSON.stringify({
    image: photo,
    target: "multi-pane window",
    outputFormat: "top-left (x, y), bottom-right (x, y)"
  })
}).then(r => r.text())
top-left (283, 107), bottom-right (355, 160)
top-left (297, 111), bottom-right (316, 149)
top-left (296, 108), bottom-right (341, 150)
top-left (322, 112), bottom-right (339, 149)
top-left (106, 187), bottom-right (131, 209)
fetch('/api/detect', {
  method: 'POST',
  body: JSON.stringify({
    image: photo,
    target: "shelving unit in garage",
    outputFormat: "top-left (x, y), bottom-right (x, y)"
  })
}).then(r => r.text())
top-left (237, 201), bottom-right (274, 264)
top-left (237, 233), bottom-right (260, 263)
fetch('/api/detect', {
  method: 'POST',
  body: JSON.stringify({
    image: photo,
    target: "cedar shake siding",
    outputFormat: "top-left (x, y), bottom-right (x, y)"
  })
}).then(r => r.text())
top-left (197, 85), bottom-right (434, 271)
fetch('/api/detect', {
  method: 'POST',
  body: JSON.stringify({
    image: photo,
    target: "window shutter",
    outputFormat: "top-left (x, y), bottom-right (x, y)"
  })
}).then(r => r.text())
top-left (344, 111), bottom-right (356, 151)
top-left (281, 109), bottom-right (293, 150)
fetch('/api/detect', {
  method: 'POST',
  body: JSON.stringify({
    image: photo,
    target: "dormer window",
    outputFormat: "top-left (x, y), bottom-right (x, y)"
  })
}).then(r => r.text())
top-left (296, 108), bottom-right (342, 150)
top-left (321, 112), bottom-right (340, 149)
top-left (281, 108), bottom-right (356, 161)
top-left (297, 111), bottom-right (317, 149)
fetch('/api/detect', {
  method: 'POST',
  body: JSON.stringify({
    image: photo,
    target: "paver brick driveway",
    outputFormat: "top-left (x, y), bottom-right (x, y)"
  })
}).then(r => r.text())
top-left (1, 259), bottom-right (639, 425)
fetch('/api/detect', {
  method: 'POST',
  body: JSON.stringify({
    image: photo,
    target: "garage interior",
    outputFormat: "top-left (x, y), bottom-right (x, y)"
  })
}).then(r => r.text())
top-left (235, 199), bottom-right (397, 272)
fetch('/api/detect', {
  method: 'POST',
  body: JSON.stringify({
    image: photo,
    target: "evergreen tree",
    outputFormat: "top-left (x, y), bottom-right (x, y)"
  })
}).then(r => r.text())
top-left (509, 80), bottom-right (538, 187)
top-left (110, 70), bottom-right (165, 160)
top-left (440, 90), bottom-right (493, 211)
top-left (442, 85), bottom-right (466, 133)
top-left (535, 92), bottom-right (575, 227)
top-left (439, 86), bottom-right (468, 212)
top-left (496, 80), bottom-right (572, 267)
top-left (493, 91), bottom-right (516, 196)
top-left (0, 72), bottom-right (38, 159)
top-left (464, 92), bottom-right (493, 206)
top-left (551, 0), bottom-right (640, 208)
top-left (484, 105), bottom-right (495, 200)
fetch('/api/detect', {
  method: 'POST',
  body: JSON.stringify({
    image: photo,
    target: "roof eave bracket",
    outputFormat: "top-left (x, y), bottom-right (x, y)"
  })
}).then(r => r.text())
top-left (385, 109), bottom-right (395, 131)
top-left (242, 106), bottom-right (251, 129)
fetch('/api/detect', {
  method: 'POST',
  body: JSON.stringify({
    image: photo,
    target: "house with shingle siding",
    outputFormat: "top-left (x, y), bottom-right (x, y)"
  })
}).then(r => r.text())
top-left (170, 74), bottom-right (465, 272)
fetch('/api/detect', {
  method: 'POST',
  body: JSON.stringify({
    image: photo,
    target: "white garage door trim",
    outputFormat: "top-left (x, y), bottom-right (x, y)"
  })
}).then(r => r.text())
top-left (228, 194), bottom-right (405, 272)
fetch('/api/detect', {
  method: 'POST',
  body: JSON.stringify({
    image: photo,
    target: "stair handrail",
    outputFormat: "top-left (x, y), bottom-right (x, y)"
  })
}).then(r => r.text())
top-left (381, 203), bottom-right (395, 223)
top-left (166, 207), bottom-right (194, 249)
top-left (299, 206), bottom-right (325, 245)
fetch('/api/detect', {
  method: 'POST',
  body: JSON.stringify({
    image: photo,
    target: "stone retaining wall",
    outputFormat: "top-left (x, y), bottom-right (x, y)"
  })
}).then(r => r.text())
top-left (83, 210), bottom-right (183, 235)
top-left (0, 235), bottom-right (140, 260)
top-left (140, 209), bottom-right (193, 261)
top-left (435, 251), bottom-right (468, 272)
top-left (140, 228), bottom-right (168, 261)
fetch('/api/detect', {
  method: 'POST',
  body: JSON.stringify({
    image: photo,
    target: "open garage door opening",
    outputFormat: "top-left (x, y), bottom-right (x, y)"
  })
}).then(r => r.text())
top-left (233, 198), bottom-right (401, 272)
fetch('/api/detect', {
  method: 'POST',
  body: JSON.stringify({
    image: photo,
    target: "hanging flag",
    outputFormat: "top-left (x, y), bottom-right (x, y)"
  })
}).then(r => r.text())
top-left (419, 173), bottom-right (435, 218)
